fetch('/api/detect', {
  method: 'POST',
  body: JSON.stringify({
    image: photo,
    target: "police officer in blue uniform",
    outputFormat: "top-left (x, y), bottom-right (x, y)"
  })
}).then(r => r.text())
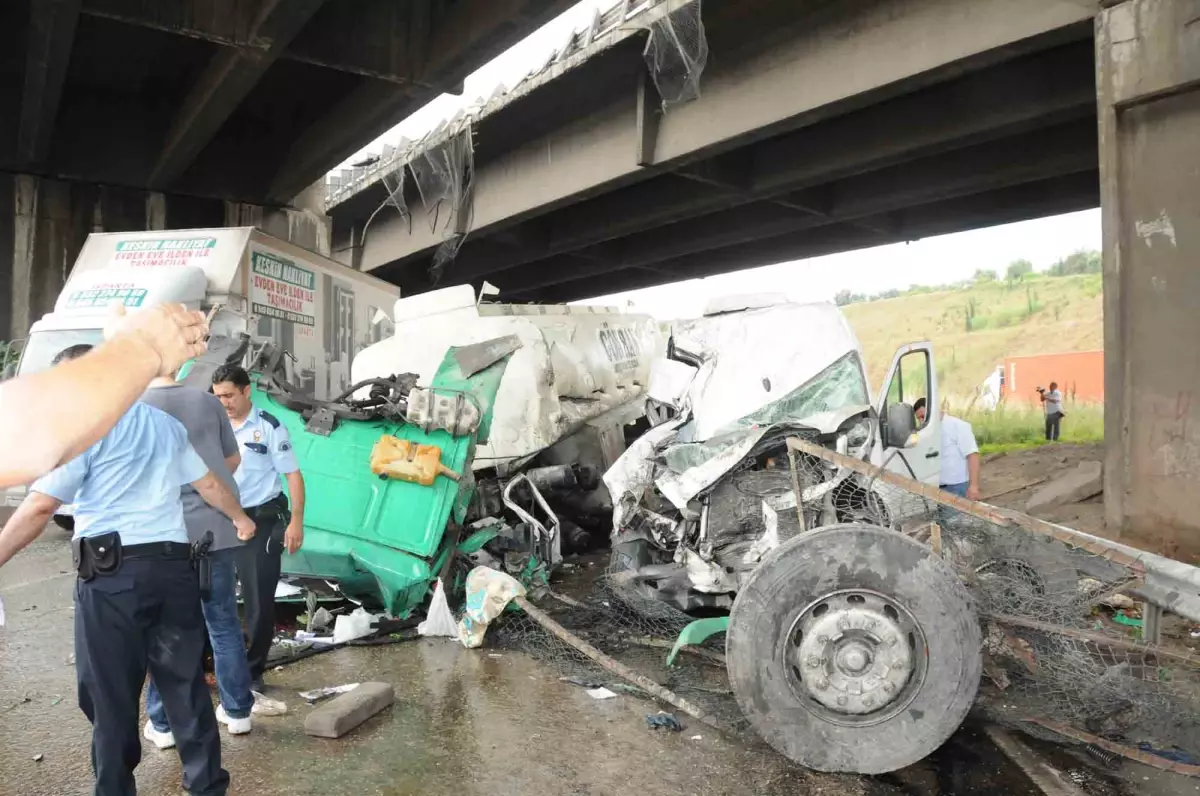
top-left (0, 344), bottom-right (256, 796)
top-left (211, 364), bottom-right (306, 691)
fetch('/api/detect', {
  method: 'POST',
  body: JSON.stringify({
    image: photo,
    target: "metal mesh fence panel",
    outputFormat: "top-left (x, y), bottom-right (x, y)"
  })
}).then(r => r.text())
top-left (644, 0), bottom-right (708, 109)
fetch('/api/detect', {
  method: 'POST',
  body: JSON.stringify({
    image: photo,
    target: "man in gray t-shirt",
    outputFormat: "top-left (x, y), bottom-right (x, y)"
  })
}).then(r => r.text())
top-left (142, 383), bottom-right (242, 549)
top-left (1040, 381), bottom-right (1064, 442)
top-left (140, 379), bottom-right (257, 744)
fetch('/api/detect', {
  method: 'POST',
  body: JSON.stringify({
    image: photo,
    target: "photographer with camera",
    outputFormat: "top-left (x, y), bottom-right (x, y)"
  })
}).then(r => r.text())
top-left (1038, 382), bottom-right (1064, 441)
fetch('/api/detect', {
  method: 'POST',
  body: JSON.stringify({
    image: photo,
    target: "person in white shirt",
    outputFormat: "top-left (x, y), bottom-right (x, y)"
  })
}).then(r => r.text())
top-left (914, 398), bottom-right (980, 500)
top-left (1040, 382), bottom-right (1064, 441)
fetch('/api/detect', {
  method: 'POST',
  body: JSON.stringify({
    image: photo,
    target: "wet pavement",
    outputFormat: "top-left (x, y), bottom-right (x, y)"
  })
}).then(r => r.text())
top-left (1, 529), bottom-right (1194, 796)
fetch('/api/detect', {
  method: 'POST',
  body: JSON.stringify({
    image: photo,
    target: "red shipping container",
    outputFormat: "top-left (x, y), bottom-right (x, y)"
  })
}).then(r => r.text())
top-left (1002, 350), bottom-right (1104, 404)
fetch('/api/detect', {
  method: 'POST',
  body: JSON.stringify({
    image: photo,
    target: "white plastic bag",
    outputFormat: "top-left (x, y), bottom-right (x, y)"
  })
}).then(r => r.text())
top-left (418, 579), bottom-right (459, 638)
top-left (458, 567), bottom-right (525, 649)
top-left (332, 607), bottom-right (380, 644)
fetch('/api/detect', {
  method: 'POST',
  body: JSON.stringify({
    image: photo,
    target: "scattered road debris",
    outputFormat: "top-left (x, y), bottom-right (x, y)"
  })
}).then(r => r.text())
top-left (1026, 719), bottom-right (1200, 777)
top-left (513, 594), bottom-right (725, 732)
top-left (299, 684), bottom-right (361, 704)
top-left (984, 725), bottom-right (1085, 796)
top-left (460, 568), bottom-right (526, 648)
top-left (646, 712), bottom-right (683, 732)
top-left (32, 753), bottom-right (43, 763)
top-left (251, 692), bottom-right (288, 717)
top-left (417, 579), bottom-right (458, 638)
top-left (304, 682), bottom-right (395, 739)
top-left (559, 677), bottom-right (603, 689)
top-left (332, 608), bottom-right (384, 644)
top-left (1085, 744), bottom-right (1122, 770)
top-left (586, 687), bottom-right (618, 700)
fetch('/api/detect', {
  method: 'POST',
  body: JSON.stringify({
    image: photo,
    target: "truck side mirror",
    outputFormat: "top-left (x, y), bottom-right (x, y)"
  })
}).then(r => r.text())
top-left (883, 403), bottom-right (916, 449)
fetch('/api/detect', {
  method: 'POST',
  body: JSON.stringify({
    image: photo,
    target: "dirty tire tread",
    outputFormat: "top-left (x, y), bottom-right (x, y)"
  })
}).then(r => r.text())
top-left (726, 523), bottom-right (982, 775)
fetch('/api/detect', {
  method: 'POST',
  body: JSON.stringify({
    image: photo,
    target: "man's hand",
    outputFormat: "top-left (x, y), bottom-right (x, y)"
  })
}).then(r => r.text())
top-left (106, 303), bottom-right (209, 376)
top-left (234, 514), bottom-right (256, 542)
top-left (284, 520), bottom-right (303, 555)
top-left (966, 483), bottom-right (981, 501)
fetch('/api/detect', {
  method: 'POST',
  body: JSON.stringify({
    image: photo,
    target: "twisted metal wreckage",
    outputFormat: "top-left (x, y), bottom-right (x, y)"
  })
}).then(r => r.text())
top-left (195, 294), bottom-right (1200, 777)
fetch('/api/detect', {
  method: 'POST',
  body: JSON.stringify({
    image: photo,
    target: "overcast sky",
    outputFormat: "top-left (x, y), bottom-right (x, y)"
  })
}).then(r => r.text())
top-left (339, 1), bottom-right (1102, 320)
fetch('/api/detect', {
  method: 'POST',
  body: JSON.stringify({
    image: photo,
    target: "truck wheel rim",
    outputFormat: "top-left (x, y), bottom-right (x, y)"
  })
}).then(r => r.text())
top-left (785, 589), bottom-right (927, 726)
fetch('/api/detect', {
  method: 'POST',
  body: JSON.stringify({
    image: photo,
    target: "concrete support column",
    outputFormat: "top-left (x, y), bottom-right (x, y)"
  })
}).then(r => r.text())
top-left (0, 174), bottom-right (93, 340)
top-left (226, 181), bottom-right (333, 258)
top-left (1097, 0), bottom-right (1200, 560)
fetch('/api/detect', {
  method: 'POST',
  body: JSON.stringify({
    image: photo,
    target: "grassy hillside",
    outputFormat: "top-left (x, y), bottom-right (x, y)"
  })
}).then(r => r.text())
top-left (842, 273), bottom-right (1103, 402)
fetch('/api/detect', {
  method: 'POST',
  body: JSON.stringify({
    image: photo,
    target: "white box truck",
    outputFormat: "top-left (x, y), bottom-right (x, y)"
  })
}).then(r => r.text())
top-left (5, 226), bottom-right (400, 517)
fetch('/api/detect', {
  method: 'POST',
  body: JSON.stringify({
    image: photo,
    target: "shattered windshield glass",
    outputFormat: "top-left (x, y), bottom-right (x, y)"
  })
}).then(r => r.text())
top-left (735, 351), bottom-right (869, 430)
top-left (662, 352), bottom-right (869, 475)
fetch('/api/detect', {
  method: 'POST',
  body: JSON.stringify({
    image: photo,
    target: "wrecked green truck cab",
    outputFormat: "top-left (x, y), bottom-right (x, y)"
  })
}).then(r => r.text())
top-left (253, 340), bottom-right (514, 617)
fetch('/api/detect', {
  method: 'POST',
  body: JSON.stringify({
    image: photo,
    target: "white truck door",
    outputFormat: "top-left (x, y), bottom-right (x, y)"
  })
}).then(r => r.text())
top-left (876, 342), bottom-right (941, 486)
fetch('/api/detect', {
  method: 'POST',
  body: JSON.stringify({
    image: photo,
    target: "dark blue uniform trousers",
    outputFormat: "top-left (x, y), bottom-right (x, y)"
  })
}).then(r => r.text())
top-left (74, 546), bottom-right (229, 795)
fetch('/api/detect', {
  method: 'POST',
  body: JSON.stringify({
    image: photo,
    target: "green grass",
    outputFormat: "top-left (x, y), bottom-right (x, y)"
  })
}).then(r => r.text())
top-left (955, 401), bottom-right (1104, 455)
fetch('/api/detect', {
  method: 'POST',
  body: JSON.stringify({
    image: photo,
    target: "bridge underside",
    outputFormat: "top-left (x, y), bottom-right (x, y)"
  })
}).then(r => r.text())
top-left (345, 0), bottom-right (1100, 303)
top-left (0, 0), bottom-right (575, 206)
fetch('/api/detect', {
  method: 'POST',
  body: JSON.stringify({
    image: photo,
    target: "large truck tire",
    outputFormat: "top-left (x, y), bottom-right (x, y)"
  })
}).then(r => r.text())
top-left (726, 523), bottom-right (981, 775)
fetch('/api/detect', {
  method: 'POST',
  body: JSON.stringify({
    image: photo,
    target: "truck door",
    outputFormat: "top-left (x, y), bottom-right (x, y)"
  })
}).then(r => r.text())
top-left (876, 342), bottom-right (941, 485)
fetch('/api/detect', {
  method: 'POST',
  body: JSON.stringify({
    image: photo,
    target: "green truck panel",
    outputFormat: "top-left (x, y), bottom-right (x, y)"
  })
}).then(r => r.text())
top-left (266, 342), bottom-right (512, 616)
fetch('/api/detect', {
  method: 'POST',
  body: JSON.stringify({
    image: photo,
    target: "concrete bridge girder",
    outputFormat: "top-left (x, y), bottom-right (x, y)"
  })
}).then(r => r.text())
top-left (355, 0), bottom-right (1099, 276)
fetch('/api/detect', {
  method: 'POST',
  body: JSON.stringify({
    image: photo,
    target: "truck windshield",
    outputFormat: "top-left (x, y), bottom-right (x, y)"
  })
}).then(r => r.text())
top-left (17, 329), bottom-right (106, 376)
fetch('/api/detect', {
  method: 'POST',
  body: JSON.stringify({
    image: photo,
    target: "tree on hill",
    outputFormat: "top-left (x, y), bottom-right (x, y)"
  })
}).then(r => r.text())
top-left (1006, 258), bottom-right (1033, 282)
top-left (834, 289), bottom-right (866, 306)
top-left (973, 269), bottom-right (998, 283)
top-left (1047, 249), bottom-right (1101, 276)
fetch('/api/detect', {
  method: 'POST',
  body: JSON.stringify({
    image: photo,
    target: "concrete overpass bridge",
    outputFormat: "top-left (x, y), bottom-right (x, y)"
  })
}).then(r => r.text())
top-left (326, 0), bottom-right (1200, 560)
top-left (0, 0), bottom-right (577, 335)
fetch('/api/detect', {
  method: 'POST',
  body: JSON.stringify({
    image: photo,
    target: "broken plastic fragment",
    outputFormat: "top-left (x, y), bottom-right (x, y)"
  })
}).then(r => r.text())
top-left (299, 683), bottom-right (360, 704)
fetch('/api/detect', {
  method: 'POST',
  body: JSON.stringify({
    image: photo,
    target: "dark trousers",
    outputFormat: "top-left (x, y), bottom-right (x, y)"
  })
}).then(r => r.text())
top-left (1045, 411), bottom-right (1063, 441)
top-left (75, 549), bottom-right (228, 796)
top-left (236, 497), bottom-right (287, 681)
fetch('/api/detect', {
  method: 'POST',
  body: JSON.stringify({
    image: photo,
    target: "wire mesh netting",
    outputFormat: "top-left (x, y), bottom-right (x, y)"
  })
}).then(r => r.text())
top-left (644, 0), bottom-right (709, 109)
top-left (493, 431), bottom-right (1200, 761)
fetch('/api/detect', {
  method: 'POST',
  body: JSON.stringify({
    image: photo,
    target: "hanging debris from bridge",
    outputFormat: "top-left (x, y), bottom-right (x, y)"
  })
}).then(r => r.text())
top-left (644, 0), bottom-right (709, 109)
top-left (410, 124), bottom-right (476, 283)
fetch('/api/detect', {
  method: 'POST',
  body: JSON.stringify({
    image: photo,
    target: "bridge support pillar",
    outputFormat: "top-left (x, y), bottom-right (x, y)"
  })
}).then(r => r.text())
top-left (1098, 0), bottom-right (1200, 560)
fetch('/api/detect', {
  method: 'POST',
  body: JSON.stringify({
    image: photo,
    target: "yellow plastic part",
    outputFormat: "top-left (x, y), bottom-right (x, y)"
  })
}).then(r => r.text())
top-left (369, 436), bottom-right (461, 487)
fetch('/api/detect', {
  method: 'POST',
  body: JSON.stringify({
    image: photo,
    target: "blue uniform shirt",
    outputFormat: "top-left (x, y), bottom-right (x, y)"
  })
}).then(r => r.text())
top-left (31, 402), bottom-right (209, 544)
top-left (232, 405), bottom-right (300, 508)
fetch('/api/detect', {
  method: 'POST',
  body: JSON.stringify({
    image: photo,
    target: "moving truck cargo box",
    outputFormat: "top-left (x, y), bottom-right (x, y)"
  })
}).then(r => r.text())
top-left (6, 227), bottom-right (400, 515)
top-left (16, 228), bottom-right (399, 401)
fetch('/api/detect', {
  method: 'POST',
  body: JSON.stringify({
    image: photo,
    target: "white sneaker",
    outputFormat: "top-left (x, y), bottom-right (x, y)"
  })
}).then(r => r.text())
top-left (143, 720), bottom-right (176, 750)
top-left (215, 704), bottom-right (252, 735)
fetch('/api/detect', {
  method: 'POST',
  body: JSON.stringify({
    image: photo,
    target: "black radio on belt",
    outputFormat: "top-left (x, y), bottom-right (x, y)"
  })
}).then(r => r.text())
top-left (191, 531), bottom-right (215, 600)
top-left (72, 532), bottom-right (122, 582)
